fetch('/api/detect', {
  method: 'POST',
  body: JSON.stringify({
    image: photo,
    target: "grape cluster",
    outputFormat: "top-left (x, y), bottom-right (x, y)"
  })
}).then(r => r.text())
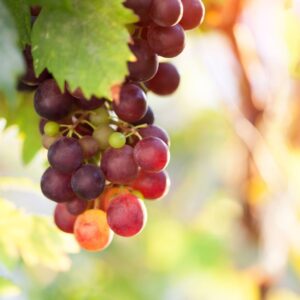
top-left (23, 0), bottom-right (205, 252)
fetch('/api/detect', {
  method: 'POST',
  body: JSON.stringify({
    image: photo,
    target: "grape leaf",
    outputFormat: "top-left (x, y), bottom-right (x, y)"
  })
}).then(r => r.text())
top-left (4, 0), bottom-right (31, 47)
top-left (0, 1), bottom-right (25, 103)
top-left (26, 0), bottom-right (72, 10)
top-left (31, 0), bottom-right (138, 99)
top-left (0, 92), bottom-right (41, 164)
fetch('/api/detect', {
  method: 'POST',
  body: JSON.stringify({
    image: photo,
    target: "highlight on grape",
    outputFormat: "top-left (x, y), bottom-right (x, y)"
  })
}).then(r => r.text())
top-left (23, 0), bottom-right (205, 252)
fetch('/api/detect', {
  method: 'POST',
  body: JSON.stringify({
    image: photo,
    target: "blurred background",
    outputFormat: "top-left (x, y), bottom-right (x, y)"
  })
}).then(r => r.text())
top-left (1, 0), bottom-right (300, 299)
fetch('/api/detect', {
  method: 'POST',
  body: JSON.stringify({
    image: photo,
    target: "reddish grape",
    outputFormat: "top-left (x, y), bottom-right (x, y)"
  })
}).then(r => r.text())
top-left (147, 24), bottom-right (185, 58)
top-left (180, 0), bottom-right (205, 30)
top-left (66, 198), bottom-right (88, 215)
top-left (41, 167), bottom-right (75, 203)
top-left (150, 0), bottom-right (183, 27)
top-left (130, 170), bottom-right (170, 200)
top-left (107, 194), bottom-right (147, 237)
top-left (138, 125), bottom-right (170, 146)
top-left (34, 79), bottom-right (74, 120)
top-left (145, 63), bottom-right (180, 95)
top-left (71, 164), bottom-right (105, 201)
top-left (101, 145), bottom-right (138, 184)
top-left (74, 209), bottom-right (113, 251)
top-left (30, 5), bottom-right (41, 16)
top-left (112, 84), bottom-right (147, 123)
top-left (134, 137), bottom-right (170, 172)
top-left (128, 39), bottom-right (158, 82)
top-left (78, 136), bottom-right (100, 158)
top-left (54, 203), bottom-right (77, 233)
top-left (48, 137), bottom-right (83, 173)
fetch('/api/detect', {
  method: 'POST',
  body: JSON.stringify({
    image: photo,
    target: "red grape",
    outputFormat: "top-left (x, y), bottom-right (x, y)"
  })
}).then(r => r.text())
top-left (180, 0), bottom-right (205, 30)
top-left (67, 198), bottom-right (88, 215)
top-left (107, 194), bottom-right (147, 237)
top-left (54, 203), bottom-right (77, 233)
top-left (138, 125), bottom-right (170, 146)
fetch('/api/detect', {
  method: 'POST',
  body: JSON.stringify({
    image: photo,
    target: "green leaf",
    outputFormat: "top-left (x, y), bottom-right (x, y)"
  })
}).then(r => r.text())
top-left (0, 92), bottom-right (41, 164)
top-left (26, 0), bottom-right (72, 10)
top-left (0, 1), bottom-right (25, 103)
top-left (31, 0), bottom-right (137, 99)
top-left (0, 277), bottom-right (20, 296)
top-left (4, 0), bottom-right (31, 47)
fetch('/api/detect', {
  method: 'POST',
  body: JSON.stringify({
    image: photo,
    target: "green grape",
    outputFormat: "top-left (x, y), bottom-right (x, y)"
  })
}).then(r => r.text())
top-left (109, 132), bottom-right (126, 149)
top-left (92, 126), bottom-right (114, 150)
top-left (90, 107), bottom-right (110, 126)
top-left (44, 121), bottom-right (60, 137)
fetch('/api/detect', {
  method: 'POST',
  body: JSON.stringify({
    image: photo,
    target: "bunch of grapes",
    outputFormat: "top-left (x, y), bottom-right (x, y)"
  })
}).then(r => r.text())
top-left (22, 0), bottom-right (205, 252)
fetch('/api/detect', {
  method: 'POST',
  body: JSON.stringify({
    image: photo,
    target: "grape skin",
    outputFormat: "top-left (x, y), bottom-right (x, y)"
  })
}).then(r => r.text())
top-left (133, 106), bottom-right (155, 126)
top-left (145, 63), bottom-right (180, 96)
top-left (92, 126), bottom-right (114, 150)
top-left (147, 24), bottom-right (185, 58)
top-left (71, 164), bottom-right (106, 201)
top-left (124, 0), bottom-right (152, 25)
top-left (130, 170), bottom-right (170, 200)
top-left (138, 125), bottom-right (170, 146)
top-left (150, 0), bottom-right (183, 27)
top-left (34, 79), bottom-right (74, 121)
top-left (48, 137), bottom-right (84, 173)
top-left (107, 194), bottom-right (147, 237)
top-left (78, 136), bottom-right (100, 158)
top-left (128, 39), bottom-right (158, 82)
top-left (41, 167), bottom-right (75, 203)
top-left (134, 137), bottom-right (170, 172)
top-left (66, 198), bottom-right (88, 215)
top-left (180, 0), bottom-right (205, 30)
top-left (54, 203), bottom-right (77, 233)
top-left (101, 145), bottom-right (138, 184)
top-left (112, 84), bottom-right (147, 123)
top-left (74, 209), bottom-right (113, 252)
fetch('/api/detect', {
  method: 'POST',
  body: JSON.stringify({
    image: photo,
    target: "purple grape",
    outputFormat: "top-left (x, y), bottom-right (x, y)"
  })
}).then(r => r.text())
top-left (124, 0), bottom-right (152, 25)
top-left (150, 0), bottom-right (183, 27)
top-left (66, 198), bottom-right (88, 215)
top-left (54, 203), bottom-right (77, 233)
top-left (133, 106), bottom-right (155, 126)
top-left (34, 79), bottom-right (74, 120)
top-left (112, 83), bottom-right (147, 123)
top-left (145, 63), bottom-right (180, 95)
top-left (48, 137), bottom-right (83, 173)
top-left (138, 125), bottom-right (170, 146)
top-left (76, 97), bottom-right (104, 110)
top-left (78, 136), bottom-right (100, 158)
top-left (128, 39), bottom-right (158, 82)
top-left (71, 164), bottom-right (105, 201)
top-left (41, 167), bottom-right (75, 203)
top-left (147, 24), bottom-right (185, 58)
top-left (101, 145), bottom-right (138, 184)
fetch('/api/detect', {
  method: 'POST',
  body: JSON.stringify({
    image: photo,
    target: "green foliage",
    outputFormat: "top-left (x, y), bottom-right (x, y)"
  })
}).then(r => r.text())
top-left (4, 0), bottom-right (31, 47)
top-left (0, 0), bottom-right (25, 103)
top-left (0, 196), bottom-right (78, 271)
top-left (0, 93), bottom-right (41, 163)
top-left (31, 0), bottom-right (137, 99)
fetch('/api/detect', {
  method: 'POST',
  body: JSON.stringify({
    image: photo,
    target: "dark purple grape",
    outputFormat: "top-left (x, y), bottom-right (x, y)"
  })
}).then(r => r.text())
top-left (54, 203), bottom-right (77, 233)
top-left (66, 198), bottom-right (88, 215)
top-left (71, 164), bottom-right (105, 201)
top-left (30, 5), bottom-right (41, 16)
top-left (138, 125), bottom-right (170, 146)
top-left (34, 79), bottom-right (74, 120)
top-left (41, 167), bottom-right (75, 203)
top-left (147, 24), bottom-right (185, 58)
top-left (150, 0), bottom-right (183, 27)
top-left (180, 0), bottom-right (205, 30)
top-left (145, 63), bottom-right (180, 95)
top-left (112, 83), bottom-right (147, 123)
top-left (78, 136), bottom-right (100, 158)
top-left (101, 145), bottom-right (138, 184)
top-left (76, 97), bottom-right (104, 110)
top-left (124, 0), bottom-right (152, 25)
top-left (134, 137), bottom-right (170, 172)
top-left (48, 137), bottom-right (83, 173)
top-left (133, 106), bottom-right (155, 126)
top-left (128, 39), bottom-right (158, 82)
top-left (22, 46), bottom-right (50, 86)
